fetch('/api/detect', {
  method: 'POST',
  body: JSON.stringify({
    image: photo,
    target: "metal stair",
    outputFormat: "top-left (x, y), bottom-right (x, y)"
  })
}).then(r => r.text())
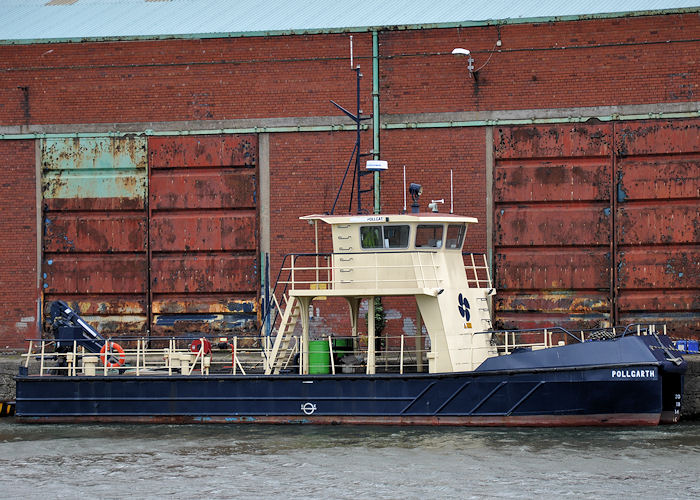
top-left (265, 295), bottom-right (302, 374)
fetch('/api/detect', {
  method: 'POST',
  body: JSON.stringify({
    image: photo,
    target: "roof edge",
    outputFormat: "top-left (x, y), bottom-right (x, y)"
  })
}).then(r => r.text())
top-left (2, 7), bottom-right (699, 46)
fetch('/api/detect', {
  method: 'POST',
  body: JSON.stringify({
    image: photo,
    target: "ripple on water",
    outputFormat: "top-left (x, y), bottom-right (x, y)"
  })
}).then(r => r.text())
top-left (0, 421), bottom-right (698, 499)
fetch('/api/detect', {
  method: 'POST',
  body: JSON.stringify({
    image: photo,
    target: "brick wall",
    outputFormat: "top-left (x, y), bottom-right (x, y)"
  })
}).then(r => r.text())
top-left (1, 15), bottom-right (698, 127)
top-left (0, 141), bottom-right (37, 349)
top-left (379, 14), bottom-right (700, 114)
top-left (1, 13), bottom-right (699, 344)
top-left (0, 33), bottom-right (374, 125)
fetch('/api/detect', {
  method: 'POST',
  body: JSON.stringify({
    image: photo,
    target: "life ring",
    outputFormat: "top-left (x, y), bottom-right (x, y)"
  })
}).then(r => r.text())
top-left (99, 341), bottom-right (126, 367)
top-left (190, 338), bottom-right (212, 355)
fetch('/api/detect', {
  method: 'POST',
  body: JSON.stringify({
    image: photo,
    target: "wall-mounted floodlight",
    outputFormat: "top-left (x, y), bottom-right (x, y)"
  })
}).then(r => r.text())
top-left (409, 183), bottom-right (423, 213)
top-left (366, 160), bottom-right (388, 171)
top-left (452, 47), bottom-right (476, 79)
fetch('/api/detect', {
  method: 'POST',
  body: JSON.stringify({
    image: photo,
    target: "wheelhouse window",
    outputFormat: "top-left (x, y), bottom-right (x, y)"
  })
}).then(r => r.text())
top-left (360, 225), bottom-right (410, 249)
top-left (415, 224), bottom-right (443, 248)
top-left (445, 224), bottom-right (466, 249)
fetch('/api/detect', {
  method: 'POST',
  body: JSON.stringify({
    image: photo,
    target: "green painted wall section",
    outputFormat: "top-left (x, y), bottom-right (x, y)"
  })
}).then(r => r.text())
top-left (41, 137), bottom-right (147, 200)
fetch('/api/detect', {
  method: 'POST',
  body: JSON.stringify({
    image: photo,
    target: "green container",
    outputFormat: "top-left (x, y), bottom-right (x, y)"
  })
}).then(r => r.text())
top-left (332, 337), bottom-right (353, 358)
top-left (308, 340), bottom-right (330, 374)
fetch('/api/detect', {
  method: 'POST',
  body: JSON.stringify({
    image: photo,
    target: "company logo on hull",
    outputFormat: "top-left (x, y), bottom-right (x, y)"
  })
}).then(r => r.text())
top-left (611, 368), bottom-right (656, 379)
top-left (301, 402), bottom-right (317, 415)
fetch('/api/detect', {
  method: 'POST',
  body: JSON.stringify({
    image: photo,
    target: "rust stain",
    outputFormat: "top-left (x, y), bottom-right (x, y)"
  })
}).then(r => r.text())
top-left (149, 135), bottom-right (258, 168)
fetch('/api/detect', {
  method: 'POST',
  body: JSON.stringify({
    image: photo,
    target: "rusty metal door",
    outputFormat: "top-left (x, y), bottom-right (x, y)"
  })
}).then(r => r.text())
top-left (493, 124), bottom-right (614, 330)
top-left (614, 119), bottom-right (700, 337)
top-left (42, 137), bottom-right (149, 335)
top-left (493, 120), bottom-right (699, 337)
top-left (148, 135), bottom-right (258, 336)
top-left (42, 134), bottom-right (259, 338)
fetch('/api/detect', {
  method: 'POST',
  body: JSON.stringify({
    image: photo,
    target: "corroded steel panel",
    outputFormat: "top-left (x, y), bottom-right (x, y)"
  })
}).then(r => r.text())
top-left (44, 255), bottom-right (147, 294)
top-left (44, 214), bottom-right (146, 253)
top-left (43, 137), bottom-right (148, 171)
top-left (148, 135), bottom-right (258, 336)
top-left (617, 290), bottom-right (699, 312)
top-left (496, 292), bottom-right (610, 314)
top-left (151, 296), bottom-right (256, 315)
top-left (150, 255), bottom-right (256, 294)
top-left (495, 249), bottom-right (610, 290)
top-left (495, 205), bottom-right (610, 247)
top-left (494, 120), bottom-right (699, 336)
top-left (617, 202), bottom-right (698, 245)
top-left (616, 119), bottom-right (700, 156)
top-left (42, 137), bottom-right (147, 205)
top-left (151, 313), bottom-right (256, 335)
top-left (149, 170), bottom-right (256, 210)
top-left (149, 135), bottom-right (257, 168)
top-left (495, 290), bottom-right (610, 330)
top-left (150, 213), bottom-right (255, 252)
top-left (614, 120), bottom-right (700, 338)
top-left (493, 313), bottom-right (609, 332)
top-left (41, 137), bottom-right (148, 337)
top-left (617, 248), bottom-right (699, 290)
top-left (494, 124), bottom-right (612, 160)
top-left (616, 157), bottom-right (699, 201)
top-left (493, 123), bottom-right (614, 330)
top-left (494, 160), bottom-right (610, 203)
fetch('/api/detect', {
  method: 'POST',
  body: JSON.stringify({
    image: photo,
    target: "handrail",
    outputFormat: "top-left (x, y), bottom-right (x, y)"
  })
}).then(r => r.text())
top-left (21, 323), bottom-right (669, 378)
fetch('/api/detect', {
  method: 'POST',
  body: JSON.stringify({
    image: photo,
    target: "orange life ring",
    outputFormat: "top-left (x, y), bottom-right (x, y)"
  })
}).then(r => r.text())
top-left (99, 341), bottom-right (126, 368)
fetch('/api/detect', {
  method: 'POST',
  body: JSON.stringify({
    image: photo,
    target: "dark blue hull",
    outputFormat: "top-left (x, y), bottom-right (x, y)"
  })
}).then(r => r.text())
top-left (15, 336), bottom-right (686, 426)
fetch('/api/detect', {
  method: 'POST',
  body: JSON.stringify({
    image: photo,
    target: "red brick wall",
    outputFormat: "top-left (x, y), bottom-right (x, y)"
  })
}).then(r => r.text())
top-left (379, 14), bottom-right (700, 114)
top-left (0, 33), bottom-right (374, 125)
top-left (1, 15), bottom-right (698, 127)
top-left (380, 127), bottom-right (487, 252)
top-left (0, 141), bottom-right (37, 349)
top-left (1, 13), bottom-right (699, 344)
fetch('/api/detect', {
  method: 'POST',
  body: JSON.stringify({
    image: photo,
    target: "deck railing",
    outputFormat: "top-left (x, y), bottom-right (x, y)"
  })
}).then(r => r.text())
top-left (275, 251), bottom-right (492, 292)
top-left (21, 324), bottom-right (666, 378)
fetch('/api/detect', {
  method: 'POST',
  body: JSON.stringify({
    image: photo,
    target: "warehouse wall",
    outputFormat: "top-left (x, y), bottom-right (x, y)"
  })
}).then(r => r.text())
top-left (0, 12), bottom-right (698, 347)
top-left (1, 15), bottom-right (697, 125)
top-left (0, 141), bottom-right (38, 347)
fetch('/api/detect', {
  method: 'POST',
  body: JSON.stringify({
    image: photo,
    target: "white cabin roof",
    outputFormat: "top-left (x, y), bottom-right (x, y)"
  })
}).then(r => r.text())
top-left (300, 213), bottom-right (479, 225)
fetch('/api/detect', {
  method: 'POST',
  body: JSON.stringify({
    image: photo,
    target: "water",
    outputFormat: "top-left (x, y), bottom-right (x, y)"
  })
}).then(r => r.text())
top-left (1, 420), bottom-right (699, 499)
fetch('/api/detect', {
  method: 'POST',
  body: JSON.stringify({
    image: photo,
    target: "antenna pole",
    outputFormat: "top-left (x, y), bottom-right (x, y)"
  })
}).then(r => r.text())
top-left (403, 165), bottom-right (407, 212)
top-left (350, 36), bottom-right (353, 68)
top-left (329, 58), bottom-right (371, 214)
top-left (450, 169), bottom-right (454, 214)
top-left (355, 65), bottom-right (362, 214)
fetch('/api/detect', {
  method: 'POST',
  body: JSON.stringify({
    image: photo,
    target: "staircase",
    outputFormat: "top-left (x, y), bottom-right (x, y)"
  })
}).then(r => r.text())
top-left (265, 294), bottom-right (302, 374)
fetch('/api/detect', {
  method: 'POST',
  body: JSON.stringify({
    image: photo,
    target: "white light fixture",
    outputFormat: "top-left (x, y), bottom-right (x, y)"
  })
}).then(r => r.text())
top-left (451, 48), bottom-right (470, 56)
top-left (452, 47), bottom-right (476, 78)
top-left (366, 160), bottom-right (388, 171)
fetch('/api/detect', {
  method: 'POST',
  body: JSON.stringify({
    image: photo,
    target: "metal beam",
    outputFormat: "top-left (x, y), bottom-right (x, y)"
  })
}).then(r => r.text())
top-left (2, 7), bottom-right (699, 46)
top-left (1, 102), bottom-right (699, 140)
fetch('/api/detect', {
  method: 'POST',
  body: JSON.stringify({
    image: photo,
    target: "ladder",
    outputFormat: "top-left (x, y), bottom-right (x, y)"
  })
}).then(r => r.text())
top-left (477, 296), bottom-right (493, 329)
top-left (265, 294), bottom-right (302, 374)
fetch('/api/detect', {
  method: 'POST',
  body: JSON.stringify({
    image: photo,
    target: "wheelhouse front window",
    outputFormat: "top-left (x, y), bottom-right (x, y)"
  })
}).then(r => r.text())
top-left (445, 224), bottom-right (466, 249)
top-left (415, 224), bottom-right (443, 248)
top-left (360, 225), bottom-right (410, 249)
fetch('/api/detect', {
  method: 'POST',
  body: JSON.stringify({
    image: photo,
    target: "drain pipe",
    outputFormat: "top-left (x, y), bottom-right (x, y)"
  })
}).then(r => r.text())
top-left (372, 30), bottom-right (381, 214)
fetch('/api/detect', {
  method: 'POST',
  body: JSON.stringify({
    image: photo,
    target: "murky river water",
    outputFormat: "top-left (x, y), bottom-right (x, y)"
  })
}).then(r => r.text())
top-left (0, 420), bottom-right (698, 499)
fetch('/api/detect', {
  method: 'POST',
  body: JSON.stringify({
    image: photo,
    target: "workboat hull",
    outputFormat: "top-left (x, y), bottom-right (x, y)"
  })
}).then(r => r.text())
top-left (15, 369), bottom-right (683, 426)
top-left (15, 335), bottom-right (686, 426)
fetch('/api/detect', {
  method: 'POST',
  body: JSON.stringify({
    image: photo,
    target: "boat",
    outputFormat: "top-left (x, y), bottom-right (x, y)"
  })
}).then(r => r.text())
top-left (15, 209), bottom-right (687, 425)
